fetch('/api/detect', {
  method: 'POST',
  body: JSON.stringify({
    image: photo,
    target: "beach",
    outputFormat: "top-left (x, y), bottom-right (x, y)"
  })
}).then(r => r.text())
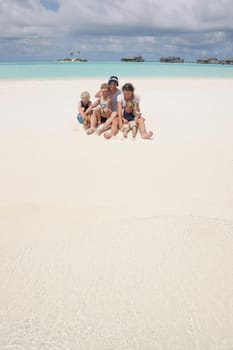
top-left (0, 78), bottom-right (233, 349)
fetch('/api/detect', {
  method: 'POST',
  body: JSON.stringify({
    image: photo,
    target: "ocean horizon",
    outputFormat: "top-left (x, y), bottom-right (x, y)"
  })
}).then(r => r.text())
top-left (1, 61), bottom-right (233, 80)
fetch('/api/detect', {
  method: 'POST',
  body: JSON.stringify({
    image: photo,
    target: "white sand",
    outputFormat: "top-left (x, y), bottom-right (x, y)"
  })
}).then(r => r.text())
top-left (0, 78), bottom-right (233, 349)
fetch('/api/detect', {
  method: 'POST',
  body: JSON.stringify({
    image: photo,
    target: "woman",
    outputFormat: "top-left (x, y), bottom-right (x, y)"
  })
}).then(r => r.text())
top-left (104, 83), bottom-right (153, 140)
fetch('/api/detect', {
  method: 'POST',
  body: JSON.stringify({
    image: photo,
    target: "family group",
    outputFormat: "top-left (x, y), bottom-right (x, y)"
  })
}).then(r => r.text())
top-left (77, 76), bottom-right (153, 140)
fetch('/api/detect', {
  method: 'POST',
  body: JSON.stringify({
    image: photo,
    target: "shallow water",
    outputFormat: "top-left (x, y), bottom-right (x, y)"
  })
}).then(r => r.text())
top-left (1, 61), bottom-right (233, 80)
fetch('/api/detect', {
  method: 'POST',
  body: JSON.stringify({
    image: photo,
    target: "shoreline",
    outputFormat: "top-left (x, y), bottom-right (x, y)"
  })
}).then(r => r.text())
top-left (1, 76), bottom-right (233, 82)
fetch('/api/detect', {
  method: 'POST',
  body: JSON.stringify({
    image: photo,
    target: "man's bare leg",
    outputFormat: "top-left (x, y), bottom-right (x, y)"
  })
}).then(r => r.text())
top-left (104, 117), bottom-right (119, 140)
top-left (98, 111), bottom-right (117, 134)
top-left (137, 118), bottom-right (153, 139)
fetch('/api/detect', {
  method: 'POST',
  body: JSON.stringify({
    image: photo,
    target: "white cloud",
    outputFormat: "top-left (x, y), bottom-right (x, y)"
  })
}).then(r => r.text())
top-left (0, 0), bottom-right (233, 60)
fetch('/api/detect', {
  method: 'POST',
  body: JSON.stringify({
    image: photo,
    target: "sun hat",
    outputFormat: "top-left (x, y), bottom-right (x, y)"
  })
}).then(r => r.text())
top-left (108, 76), bottom-right (119, 86)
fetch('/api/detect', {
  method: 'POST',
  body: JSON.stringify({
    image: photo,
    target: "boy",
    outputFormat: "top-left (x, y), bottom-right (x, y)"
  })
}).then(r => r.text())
top-left (87, 84), bottom-right (112, 135)
top-left (77, 91), bottom-right (92, 130)
top-left (121, 101), bottom-right (138, 138)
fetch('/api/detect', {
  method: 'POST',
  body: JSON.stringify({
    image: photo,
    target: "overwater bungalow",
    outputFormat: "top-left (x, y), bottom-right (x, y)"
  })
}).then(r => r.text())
top-left (160, 56), bottom-right (184, 63)
top-left (196, 58), bottom-right (218, 64)
top-left (121, 56), bottom-right (144, 62)
top-left (219, 58), bottom-right (233, 65)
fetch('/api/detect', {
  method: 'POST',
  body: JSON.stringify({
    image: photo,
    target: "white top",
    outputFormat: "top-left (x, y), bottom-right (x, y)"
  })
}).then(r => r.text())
top-left (99, 95), bottom-right (109, 110)
top-left (117, 94), bottom-right (140, 107)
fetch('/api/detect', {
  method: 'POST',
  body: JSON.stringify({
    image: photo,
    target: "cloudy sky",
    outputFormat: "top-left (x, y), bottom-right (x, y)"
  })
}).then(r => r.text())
top-left (0, 0), bottom-right (233, 61)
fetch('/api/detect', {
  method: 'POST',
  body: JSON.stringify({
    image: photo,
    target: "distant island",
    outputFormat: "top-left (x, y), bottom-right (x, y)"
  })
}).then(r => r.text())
top-left (56, 51), bottom-right (88, 62)
top-left (160, 57), bottom-right (184, 63)
top-left (56, 58), bottom-right (88, 62)
top-left (121, 56), bottom-right (144, 62)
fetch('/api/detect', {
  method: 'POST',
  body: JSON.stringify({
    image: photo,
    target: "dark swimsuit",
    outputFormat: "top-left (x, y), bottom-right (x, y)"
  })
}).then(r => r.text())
top-left (81, 101), bottom-right (90, 112)
top-left (77, 101), bottom-right (90, 124)
top-left (101, 116), bottom-right (107, 124)
top-left (123, 110), bottom-right (135, 122)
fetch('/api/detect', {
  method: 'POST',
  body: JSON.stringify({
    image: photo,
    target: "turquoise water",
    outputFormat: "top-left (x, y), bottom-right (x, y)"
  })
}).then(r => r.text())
top-left (1, 61), bottom-right (233, 80)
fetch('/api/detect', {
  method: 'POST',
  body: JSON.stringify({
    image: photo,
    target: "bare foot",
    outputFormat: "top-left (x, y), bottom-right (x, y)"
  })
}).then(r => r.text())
top-left (142, 131), bottom-right (153, 139)
top-left (104, 132), bottom-right (112, 140)
top-left (87, 128), bottom-right (96, 135)
top-left (96, 127), bottom-right (104, 136)
top-left (132, 127), bottom-right (137, 138)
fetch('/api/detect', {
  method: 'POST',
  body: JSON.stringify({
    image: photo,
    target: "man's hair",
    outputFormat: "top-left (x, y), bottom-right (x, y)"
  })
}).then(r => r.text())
top-left (100, 83), bottom-right (110, 90)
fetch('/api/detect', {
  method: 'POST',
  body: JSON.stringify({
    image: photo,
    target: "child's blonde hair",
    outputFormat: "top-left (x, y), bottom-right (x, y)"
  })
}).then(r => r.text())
top-left (81, 91), bottom-right (91, 100)
top-left (125, 101), bottom-right (134, 109)
top-left (100, 83), bottom-right (110, 90)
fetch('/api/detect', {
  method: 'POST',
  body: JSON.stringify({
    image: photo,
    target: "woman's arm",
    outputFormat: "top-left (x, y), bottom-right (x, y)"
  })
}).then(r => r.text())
top-left (135, 102), bottom-right (141, 113)
top-left (134, 101), bottom-right (143, 118)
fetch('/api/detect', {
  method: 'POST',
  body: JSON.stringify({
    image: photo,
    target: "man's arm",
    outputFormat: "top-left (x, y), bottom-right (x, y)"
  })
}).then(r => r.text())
top-left (118, 101), bottom-right (123, 129)
top-left (95, 90), bottom-right (102, 98)
top-left (107, 96), bottom-right (111, 109)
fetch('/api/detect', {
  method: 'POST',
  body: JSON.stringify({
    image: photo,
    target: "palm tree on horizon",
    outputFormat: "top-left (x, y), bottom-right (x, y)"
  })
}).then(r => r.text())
top-left (69, 52), bottom-right (74, 59)
top-left (69, 51), bottom-right (80, 59)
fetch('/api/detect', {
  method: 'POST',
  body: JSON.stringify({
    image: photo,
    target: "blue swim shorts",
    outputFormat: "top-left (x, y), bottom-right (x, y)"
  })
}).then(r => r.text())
top-left (77, 114), bottom-right (83, 124)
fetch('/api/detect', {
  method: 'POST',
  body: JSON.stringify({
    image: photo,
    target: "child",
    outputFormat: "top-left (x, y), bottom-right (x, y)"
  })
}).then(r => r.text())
top-left (77, 91), bottom-right (92, 130)
top-left (96, 83), bottom-right (112, 125)
top-left (121, 101), bottom-right (138, 138)
top-left (87, 84), bottom-right (112, 135)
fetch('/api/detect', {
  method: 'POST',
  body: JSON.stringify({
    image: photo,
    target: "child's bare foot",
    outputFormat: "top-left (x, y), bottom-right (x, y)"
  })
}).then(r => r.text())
top-left (132, 127), bottom-right (137, 138)
top-left (87, 128), bottom-right (96, 135)
top-left (142, 131), bottom-right (153, 139)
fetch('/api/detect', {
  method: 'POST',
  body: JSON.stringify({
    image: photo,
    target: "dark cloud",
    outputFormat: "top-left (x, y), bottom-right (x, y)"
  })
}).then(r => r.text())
top-left (0, 0), bottom-right (233, 60)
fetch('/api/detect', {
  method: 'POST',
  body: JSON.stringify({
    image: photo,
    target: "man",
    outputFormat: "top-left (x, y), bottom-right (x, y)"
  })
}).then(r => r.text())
top-left (97, 76), bottom-right (121, 137)
top-left (86, 76), bottom-right (121, 136)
